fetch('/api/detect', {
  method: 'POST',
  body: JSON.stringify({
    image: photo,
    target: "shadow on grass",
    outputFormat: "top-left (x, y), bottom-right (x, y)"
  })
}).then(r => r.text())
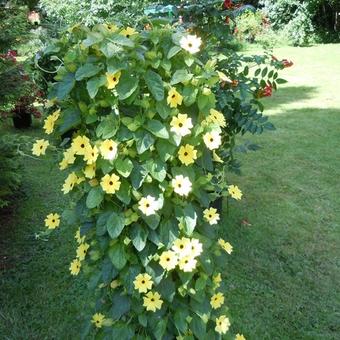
top-left (263, 86), bottom-right (318, 109)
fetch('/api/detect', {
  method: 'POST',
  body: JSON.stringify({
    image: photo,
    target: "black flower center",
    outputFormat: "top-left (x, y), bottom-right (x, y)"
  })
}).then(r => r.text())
top-left (81, 143), bottom-right (85, 148)
top-left (210, 138), bottom-right (214, 142)
top-left (109, 181), bottom-right (113, 185)
top-left (109, 146), bottom-right (113, 151)
top-left (142, 280), bottom-right (145, 284)
top-left (151, 298), bottom-right (155, 302)
top-left (172, 94), bottom-right (176, 98)
top-left (113, 77), bottom-right (116, 81)
top-left (184, 152), bottom-right (188, 156)
top-left (146, 203), bottom-right (150, 208)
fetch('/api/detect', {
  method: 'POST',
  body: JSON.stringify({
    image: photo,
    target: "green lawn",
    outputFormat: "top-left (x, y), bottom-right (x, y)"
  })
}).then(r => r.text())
top-left (1, 44), bottom-right (339, 339)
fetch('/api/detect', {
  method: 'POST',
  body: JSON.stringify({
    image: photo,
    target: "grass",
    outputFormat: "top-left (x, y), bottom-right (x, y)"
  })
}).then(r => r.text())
top-left (1, 44), bottom-right (339, 339)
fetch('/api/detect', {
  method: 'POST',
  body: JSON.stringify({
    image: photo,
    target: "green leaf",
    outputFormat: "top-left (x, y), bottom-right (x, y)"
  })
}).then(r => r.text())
top-left (142, 214), bottom-right (160, 230)
top-left (115, 158), bottom-right (133, 178)
top-left (58, 108), bottom-right (81, 134)
top-left (130, 224), bottom-right (148, 251)
top-left (183, 86), bottom-right (198, 106)
top-left (167, 45), bottom-right (181, 59)
top-left (174, 310), bottom-right (188, 333)
top-left (116, 179), bottom-right (131, 205)
top-left (156, 140), bottom-right (176, 162)
top-left (86, 75), bottom-right (106, 98)
top-left (96, 115), bottom-right (119, 139)
top-left (82, 31), bottom-right (103, 47)
top-left (100, 42), bottom-right (122, 58)
top-left (170, 69), bottom-right (193, 85)
top-left (109, 243), bottom-right (127, 270)
top-left (183, 204), bottom-right (197, 236)
top-left (112, 294), bottom-right (131, 320)
top-left (75, 63), bottom-right (102, 81)
top-left (57, 73), bottom-right (75, 100)
top-left (111, 324), bottom-right (134, 339)
top-left (145, 159), bottom-right (167, 182)
top-left (261, 67), bottom-right (268, 77)
top-left (135, 130), bottom-right (155, 154)
top-left (157, 276), bottom-right (175, 302)
top-left (153, 318), bottom-right (168, 340)
top-left (145, 70), bottom-right (164, 101)
top-left (108, 34), bottom-right (135, 47)
top-left (276, 78), bottom-right (288, 84)
top-left (155, 100), bottom-right (171, 119)
top-left (86, 187), bottom-right (104, 209)
top-left (130, 164), bottom-right (148, 189)
top-left (146, 120), bottom-right (169, 139)
top-left (117, 72), bottom-right (139, 100)
top-left (107, 212), bottom-right (125, 239)
top-left (191, 315), bottom-right (206, 339)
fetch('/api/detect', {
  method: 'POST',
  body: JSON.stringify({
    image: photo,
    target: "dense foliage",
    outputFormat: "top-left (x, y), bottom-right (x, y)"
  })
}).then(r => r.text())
top-left (0, 135), bottom-right (23, 208)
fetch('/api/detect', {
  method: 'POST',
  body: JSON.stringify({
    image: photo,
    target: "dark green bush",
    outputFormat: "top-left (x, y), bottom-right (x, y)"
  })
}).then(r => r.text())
top-left (0, 134), bottom-right (23, 208)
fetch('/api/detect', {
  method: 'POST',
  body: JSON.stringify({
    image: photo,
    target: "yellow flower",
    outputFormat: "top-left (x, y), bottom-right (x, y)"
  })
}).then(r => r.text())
top-left (171, 175), bottom-right (192, 196)
top-left (167, 88), bottom-right (183, 108)
top-left (236, 334), bottom-right (246, 340)
top-left (71, 135), bottom-right (91, 156)
top-left (51, 109), bottom-right (61, 121)
top-left (77, 176), bottom-right (85, 184)
top-left (210, 292), bottom-right (225, 309)
top-left (218, 239), bottom-right (233, 254)
top-left (178, 144), bottom-right (197, 166)
top-left (215, 315), bottom-right (230, 334)
top-left (172, 237), bottom-right (191, 257)
top-left (106, 71), bottom-right (121, 89)
top-left (138, 195), bottom-right (159, 216)
top-left (32, 139), bottom-right (49, 156)
top-left (159, 250), bottom-right (178, 271)
top-left (203, 130), bottom-right (222, 150)
top-left (189, 238), bottom-right (203, 257)
top-left (203, 207), bottom-right (220, 225)
top-left (213, 273), bottom-right (222, 288)
top-left (100, 139), bottom-right (118, 160)
top-left (133, 273), bottom-right (153, 293)
top-left (83, 145), bottom-right (99, 165)
top-left (69, 259), bottom-right (81, 275)
top-left (179, 35), bottom-right (202, 54)
top-left (91, 313), bottom-right (105, 328)
top-left (143, 291), bottom-right (163, 312)
top-left (75, 228), bottom-right (85, 244)
top-left (105, 23), bottom-right (118, 32)
top-left (212, 151), bottom-right (223, 163)
top-left (170, 114), bottom-right (193, 137)
top-left (84, 164), bottom-right (96, 179)
top-left (43, 115), bottom-right (56, 134)
top-left (100, 173), bottom-right (121, 194)
top-left (228, 185), bottom-right (243, 200)
top-left (44, 213), bottom-right (60, 229)
top-left (76, 242), bottom-right (90, 261)
top-left (178, 255), bottom-right (197, 272)
top-left (59, 148), bottom-right (76, 170)
top-left (120, 26), bottom-right (138, 38)
top-left (62, 172), bottom-right (78, 194)
top-left (207, 109), bottom-right (227, 128)
top-left (110, 280), bottom-right (120, 289)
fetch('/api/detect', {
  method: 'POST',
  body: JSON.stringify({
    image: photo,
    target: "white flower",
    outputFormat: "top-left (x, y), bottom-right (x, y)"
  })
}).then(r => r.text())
top-left (203, 131), bottom-right (222, 150)
top-left (170, 114), bottom-right (193, 137)
top-left (138, 195), bottom-right (159, 216)
top-left (171, 175), bottom-right (192, 196)
top-left (189, 238), bottom-right (203, 257)
top-left (179, 35), bottom-right (202, 54)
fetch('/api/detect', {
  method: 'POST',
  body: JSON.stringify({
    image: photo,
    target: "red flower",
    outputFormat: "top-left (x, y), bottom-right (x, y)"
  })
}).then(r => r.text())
top-left (282, 59), bottom-right (294, 68)
top-left (223, 0), bottom-right (233, 10)
top-left (263, 84), bottom-right (272, 97)
top-left (225, 16), bottom-right (230, 24)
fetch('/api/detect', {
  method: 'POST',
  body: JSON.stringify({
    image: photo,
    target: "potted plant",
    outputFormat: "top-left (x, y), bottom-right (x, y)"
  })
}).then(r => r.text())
top-left (0, 50), bottom-right (42, 128)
